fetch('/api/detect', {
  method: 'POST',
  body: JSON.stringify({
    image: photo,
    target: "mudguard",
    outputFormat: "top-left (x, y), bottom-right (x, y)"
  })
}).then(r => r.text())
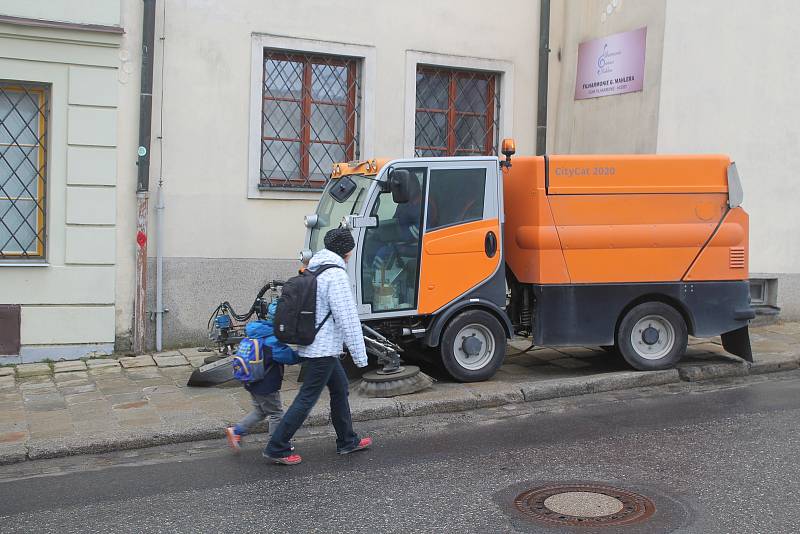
top-left (721, 326), bottom-right (753, 362)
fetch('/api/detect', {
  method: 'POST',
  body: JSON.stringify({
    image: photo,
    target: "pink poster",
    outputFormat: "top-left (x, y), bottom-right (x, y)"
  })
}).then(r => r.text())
top-left (574, 27), bottom-right (647, 100)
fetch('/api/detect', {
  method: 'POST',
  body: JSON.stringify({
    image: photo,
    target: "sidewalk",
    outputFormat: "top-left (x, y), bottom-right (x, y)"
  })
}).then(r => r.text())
top-left (1, 321), bottom-right (798, 465)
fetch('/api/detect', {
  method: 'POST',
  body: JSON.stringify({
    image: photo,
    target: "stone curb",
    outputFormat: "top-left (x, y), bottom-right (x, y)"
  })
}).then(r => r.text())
top-left (747, 355), bottom-right (800, 375)
top-left (520, 369), bottom-right (680, 401)
top-left (677, 362), bottom-right (750, 382)
top-left (2, 354), bottom-right (799, 466)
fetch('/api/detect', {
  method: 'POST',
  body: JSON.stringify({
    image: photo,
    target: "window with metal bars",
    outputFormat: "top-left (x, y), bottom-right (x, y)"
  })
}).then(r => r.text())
top-left (260, 51), bottom-right (361, 190)
top-left (0, 82), bottom-right (48, 259)
top-left (414, 66), bottom-right (499, 157)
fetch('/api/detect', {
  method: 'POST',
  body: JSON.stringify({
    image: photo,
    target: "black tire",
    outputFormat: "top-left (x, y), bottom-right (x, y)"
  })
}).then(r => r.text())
top-left (616, 302), bottom-right (688, 371)
top-left (440, 309), bottom-right (506, 382)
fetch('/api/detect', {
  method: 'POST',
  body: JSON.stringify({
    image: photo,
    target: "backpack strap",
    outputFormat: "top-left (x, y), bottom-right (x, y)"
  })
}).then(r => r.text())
top-left (307, 263), bottom-right (344, 333)
top-left (307, 264), bottom-right (343, 276)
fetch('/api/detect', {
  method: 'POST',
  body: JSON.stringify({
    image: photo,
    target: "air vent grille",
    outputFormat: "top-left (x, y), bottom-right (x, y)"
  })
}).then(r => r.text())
top-left (729, 247), bottom-right (745, 269)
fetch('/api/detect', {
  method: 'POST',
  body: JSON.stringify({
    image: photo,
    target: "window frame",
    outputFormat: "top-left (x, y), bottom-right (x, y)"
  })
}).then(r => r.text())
top-left (260, 51), bottom-right (360, 190)
top-left (403, 51), bottom-right (514, 159)
top-left (0, 82), bottom-right (49, 260)
top-left (414, 67), bottom-right (497, 157)
top-left (248, 35), bottom-right (376, 201)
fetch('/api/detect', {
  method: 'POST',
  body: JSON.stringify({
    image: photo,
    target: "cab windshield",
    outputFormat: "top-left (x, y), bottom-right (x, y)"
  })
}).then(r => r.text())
top-left (309, 174), bottom-right (374, 252)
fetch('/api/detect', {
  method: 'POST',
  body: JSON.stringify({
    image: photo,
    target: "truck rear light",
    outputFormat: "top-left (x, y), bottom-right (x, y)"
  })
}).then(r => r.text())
top-left (729, 247), bottom-right (745, 269)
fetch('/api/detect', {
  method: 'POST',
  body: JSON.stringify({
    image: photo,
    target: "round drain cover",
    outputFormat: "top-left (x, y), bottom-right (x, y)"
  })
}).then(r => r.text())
top-left (514, 483), bottom-right (656, 527)
top-left (544, 491), bottom-right (623, 518)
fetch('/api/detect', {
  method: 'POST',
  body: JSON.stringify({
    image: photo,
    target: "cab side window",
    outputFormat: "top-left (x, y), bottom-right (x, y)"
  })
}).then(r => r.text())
top-left (426, 168), bottom-right (486, 231)
top-left (360, 168), bottom-right (426, 312)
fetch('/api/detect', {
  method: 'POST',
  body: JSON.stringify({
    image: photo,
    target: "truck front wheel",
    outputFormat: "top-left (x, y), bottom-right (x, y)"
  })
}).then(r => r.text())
top-left (616, 302), bottom-right (688, 371)
top-left (440, 310), bottom-right (506, 382)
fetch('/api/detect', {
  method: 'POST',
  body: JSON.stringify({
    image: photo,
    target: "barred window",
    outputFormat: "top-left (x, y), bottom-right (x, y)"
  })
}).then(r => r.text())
top-left (260, 51), bottom-right (361, 190)
top-left (414, 67), bottom-right (499, 157)
top-left (1, 83), bottom-right (48, 259)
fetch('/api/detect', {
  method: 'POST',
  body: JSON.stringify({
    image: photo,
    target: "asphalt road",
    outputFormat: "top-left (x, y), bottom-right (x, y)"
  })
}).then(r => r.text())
top-left (1, 371), bottom-right (798, 533)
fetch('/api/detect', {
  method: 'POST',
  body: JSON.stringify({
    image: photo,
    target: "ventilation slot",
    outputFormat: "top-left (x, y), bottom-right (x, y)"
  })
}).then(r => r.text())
top-left (729, 247), bottom-right (745, 269)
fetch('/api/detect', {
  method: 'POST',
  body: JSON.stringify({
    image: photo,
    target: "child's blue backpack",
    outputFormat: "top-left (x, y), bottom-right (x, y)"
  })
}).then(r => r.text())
top-left (232, 337), bottom-right (268, 383)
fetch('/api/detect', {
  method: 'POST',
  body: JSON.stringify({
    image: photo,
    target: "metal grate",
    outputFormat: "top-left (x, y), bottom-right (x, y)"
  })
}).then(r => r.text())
top-left (0, 82), bottom-right (48, 259)
top-left (260, 50), bottom-right (361, 190)
top-left (414, 66), bottom-right (498, 157)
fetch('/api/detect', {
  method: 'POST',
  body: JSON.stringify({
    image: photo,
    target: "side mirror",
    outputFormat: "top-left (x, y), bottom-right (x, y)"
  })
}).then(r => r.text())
top-left (389, 169), bottom-right (412, 204)
top-left (329, 176), bottom-right (357, 203)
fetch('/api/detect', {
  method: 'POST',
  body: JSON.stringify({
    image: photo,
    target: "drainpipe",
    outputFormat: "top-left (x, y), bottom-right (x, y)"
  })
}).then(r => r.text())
top-left (134, 0), bottom-right (156, 354)
top-left (155, 183), bottom-right (164, 351)
top-left (154, 0), bottom-right (167, 353)
top-left (536, 0), bottom-right (551, 155)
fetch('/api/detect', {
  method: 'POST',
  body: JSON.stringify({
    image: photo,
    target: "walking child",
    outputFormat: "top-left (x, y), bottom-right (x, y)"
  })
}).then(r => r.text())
top-left (225, 302), bottom-right (296, 451)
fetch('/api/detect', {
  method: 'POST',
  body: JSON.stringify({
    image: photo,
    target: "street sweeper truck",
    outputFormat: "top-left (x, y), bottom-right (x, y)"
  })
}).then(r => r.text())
top-left (299, 141), bottom-right (754, 383)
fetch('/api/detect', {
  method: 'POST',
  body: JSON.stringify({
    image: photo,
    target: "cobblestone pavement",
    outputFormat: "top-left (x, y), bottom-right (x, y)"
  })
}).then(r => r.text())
top-left (0, 321), bottom-right (798, 464)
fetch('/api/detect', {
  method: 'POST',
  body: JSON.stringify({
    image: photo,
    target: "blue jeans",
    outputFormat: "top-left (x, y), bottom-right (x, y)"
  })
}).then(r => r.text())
top-left (266, 356), bottom-right (359, 457)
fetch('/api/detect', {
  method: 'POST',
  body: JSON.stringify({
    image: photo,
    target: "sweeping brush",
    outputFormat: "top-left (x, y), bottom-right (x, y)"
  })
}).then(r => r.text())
top-left (356, 365), bottom-right (434, 398)
top-left (357, 325), bottom-right (434, 397)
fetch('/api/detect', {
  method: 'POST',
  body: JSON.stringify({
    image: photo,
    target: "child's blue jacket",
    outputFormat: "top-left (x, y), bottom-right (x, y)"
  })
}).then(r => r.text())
top-left (243, 320), bottom-right (296, 396)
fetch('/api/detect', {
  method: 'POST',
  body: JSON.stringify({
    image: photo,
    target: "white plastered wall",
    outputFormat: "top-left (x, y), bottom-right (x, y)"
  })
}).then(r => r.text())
top-left (656, 0), bottom-right (800, 317)
top-left (548, 0), bottom-right (666, 154)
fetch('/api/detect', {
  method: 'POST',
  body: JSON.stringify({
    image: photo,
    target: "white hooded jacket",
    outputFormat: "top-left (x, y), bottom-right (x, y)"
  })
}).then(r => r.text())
top-left (298, 248), bottom-right (368, 367)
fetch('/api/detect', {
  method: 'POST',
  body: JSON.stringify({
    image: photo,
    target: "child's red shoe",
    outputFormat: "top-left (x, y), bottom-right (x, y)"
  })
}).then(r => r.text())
top-left (224, 427), bottom-right (242, 452)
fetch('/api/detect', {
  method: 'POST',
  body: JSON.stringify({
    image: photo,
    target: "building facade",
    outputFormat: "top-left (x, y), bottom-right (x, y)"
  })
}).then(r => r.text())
top-left (0, 1), bottom-right (137, 362)
top-left (0, 0), bottom-right (797, 362)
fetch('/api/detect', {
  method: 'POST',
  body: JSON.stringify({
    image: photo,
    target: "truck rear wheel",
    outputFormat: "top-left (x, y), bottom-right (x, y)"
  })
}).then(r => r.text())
top-left (616, 302), bottom-right (687, 371)
top-left (440, 310), bottom-right (506, 382)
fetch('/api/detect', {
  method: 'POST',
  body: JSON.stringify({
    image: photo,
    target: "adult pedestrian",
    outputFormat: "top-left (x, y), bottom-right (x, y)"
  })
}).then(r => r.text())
top-left (264, 228), bottom-right (372, 465)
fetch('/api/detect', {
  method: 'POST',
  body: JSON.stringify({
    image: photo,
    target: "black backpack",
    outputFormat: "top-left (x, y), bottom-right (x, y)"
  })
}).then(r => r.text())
top-left (273, 264), bottom-right (342, 345)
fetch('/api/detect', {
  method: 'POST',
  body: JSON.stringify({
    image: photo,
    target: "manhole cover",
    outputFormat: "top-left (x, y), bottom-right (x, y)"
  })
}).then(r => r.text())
top-left (513, 484), bottom-right (656, 527)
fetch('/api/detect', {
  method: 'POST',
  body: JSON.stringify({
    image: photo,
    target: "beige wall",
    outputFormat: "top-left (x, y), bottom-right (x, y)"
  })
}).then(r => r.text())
top-left (0, 9), bottom-right (122, 361)
top-left (657, 0), bottom-right (800, 278)
top-left (549, 0), bottom-right (666, 153)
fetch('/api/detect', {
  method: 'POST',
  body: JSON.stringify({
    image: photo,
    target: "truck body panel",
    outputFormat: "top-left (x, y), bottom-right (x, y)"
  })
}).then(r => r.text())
top-left (547, 154), bottom-right (729, 195)
top-left (503, 155), bottom-right (747, 285)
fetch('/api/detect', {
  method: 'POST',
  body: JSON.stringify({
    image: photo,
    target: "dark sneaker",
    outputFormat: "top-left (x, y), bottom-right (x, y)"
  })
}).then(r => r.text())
top-left (263, 453), bottom-right (302, 465)
top-left (338, 437), bottom-right (372, 455)
top-left (225, 427), bottom-right (242, 452)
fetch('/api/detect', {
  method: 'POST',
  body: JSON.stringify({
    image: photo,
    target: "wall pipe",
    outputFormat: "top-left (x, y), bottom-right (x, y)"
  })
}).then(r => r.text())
top-left (133, 0), bottom-right (156, 353)
top-left (536, 0), bottom-right (551, 155)
top-left (155, 183), bottom-right (164, 351)
top-left (154, 0), bottom-right (167, 353)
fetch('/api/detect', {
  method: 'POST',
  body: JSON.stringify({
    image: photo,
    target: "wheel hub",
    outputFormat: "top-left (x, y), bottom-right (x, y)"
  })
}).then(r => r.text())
top-left (641, 326), bottom-right (660, 345)
top-left (453, 323), bottom-right (495, 371)
top-left (462, 335), bottom-right (483, 356)
top-left (630, 314), bottom-right (675, 360)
